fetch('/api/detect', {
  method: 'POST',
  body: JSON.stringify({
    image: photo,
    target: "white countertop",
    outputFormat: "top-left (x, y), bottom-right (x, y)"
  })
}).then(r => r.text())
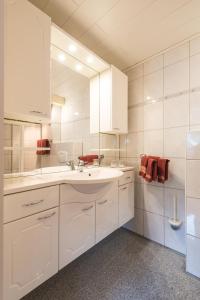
top-left (4, 166), bottom-right (134, 195)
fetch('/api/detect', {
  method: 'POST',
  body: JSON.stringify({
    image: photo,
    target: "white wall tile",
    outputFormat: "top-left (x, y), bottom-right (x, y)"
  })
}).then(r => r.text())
top-left (124, 208), bottom-right (144, 236)
top-left (186, 235), bottom-right (200, 277)
top-left (126, 132), bottom-right (143, 158)
top-left (186, 160), bottom-right (200, 198)
top-left (128, 77), bottom-right (143, 106)
top-left (190, 90), bottom-right (200, 126)
top-left (164, 43), bottom-right (189, 67)
top-left (144, 129), bottom-right (163, 157)
top-left (190, 53), bottom-right (200, 89)
top-left (164, 94), bottom-right (189, 128)
top-left (144, 101), bottom-right (163, 130)
top-left (128, 106), bottom-right (144, 132)
top-left (144, 70), bottom-right (163, 101)
top-left (166, 158), bottom-right (185, 189)
top-left (144, 185), bottom-right (164, 215)
top-left (144, 55), bottom-right (163, 75)
top-left (164, 127), bottom-right (187, 158)
top-left (135, 183), bottom-right (144, 210)
top-left (190, 36), bottom-right (200, 56)
top-left (187, 131), bottom-right (200, 159)
top-left (164, 59), bottom-right (189, 96)
top-left (187, 197), bottom-right (200, 238)
top-left (165, 219), bottom-right (186, 254)
top-left (164, 188), bottom-right (185, 222)
top-left (144, 211), bottom-right (164, 245)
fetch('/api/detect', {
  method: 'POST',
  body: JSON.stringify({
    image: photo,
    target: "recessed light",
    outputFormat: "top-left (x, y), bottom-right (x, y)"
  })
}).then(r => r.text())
top-left (58, 53), bottom-right (66, 62)
top-left (74, 112), bottom-right (79, 116)
top-left (86, 55), bottom-right (94, 63)
top-left (69, 44), bottom-right (77, 52)
top-left (146, 96), bottom-right (151, 100)
top-left (76, 64), bottom-right (83, 71)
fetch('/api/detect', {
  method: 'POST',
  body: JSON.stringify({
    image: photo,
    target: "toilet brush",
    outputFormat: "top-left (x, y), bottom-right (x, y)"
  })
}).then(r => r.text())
top-left (168, 194), bottom-right (182, 230)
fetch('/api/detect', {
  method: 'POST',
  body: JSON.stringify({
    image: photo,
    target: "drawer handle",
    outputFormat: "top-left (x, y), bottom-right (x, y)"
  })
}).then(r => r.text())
top-left (126, 176), bottom-right (131, 179)
top-left (22, 199), bottom-right (44, 207)
top-left (38, 211), bottom-right (56, 221)
top-left (82, 205), bottom-right (93, 212)
top-left (113, 127), bottom-right (120, 130)
top-left (98, 199), bottom-right (108, 205)
top-left (121, 187), bottom-right (128, 190)
top-left (30, 110), bottom-right (47, 116)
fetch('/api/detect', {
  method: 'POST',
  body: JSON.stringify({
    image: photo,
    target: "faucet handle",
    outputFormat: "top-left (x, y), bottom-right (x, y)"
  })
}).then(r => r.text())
top-left (78, 160), bottom-right (85, 166)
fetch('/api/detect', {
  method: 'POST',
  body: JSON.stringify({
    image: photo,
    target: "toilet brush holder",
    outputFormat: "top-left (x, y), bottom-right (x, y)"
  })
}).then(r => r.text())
top-left (168, 194), bottom-right (182, 230)
top-left (169, 218), bottom-right (182, 230)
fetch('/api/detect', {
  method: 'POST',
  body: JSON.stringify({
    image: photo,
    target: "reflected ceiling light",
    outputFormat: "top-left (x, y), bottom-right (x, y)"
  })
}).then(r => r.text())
top-left (68, 44), bottom-right (77, 52)
top-left (87, 55), bottom-right (94, 63)
top-left (76, 64), bottom-right (83, 71)
top-left (58, 53), bottom-right (66, 62)
top-left (74, 112), bottom-right (79, 116)
top-left (146, 96), bottom-right (151, 100)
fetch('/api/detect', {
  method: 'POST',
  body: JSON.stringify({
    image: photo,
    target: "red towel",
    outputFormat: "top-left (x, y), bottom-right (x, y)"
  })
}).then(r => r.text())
top-left (157, 158), bottom-right (170, 183)
top-left (36, 139), bottom-right (50, 155)
top-left (139, 155), bottom-right (148, 177)
top-left (145, 158), bottom-right (158, 182)
top-left (79, 155), bottom-right (98, 164)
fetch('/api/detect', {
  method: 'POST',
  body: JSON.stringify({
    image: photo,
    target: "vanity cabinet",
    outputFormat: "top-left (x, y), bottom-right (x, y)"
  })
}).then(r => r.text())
top-left (59, 202), bottom-right (95, 269)
top-left (119, 183), bottom-right (134, 226)
top-left (90, 65), bottom-right (128, 134)
top-left (96, 181), bottom-right (118, 243)
top-left (4, 0), bottom-right (51, 123)
top-left (118, 171), bottom-right (135, 227)
top-left (3, 207), bottom-right (58, 300)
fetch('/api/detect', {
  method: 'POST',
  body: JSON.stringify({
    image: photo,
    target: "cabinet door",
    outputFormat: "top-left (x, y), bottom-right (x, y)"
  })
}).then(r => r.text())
top-left (5, 0), bottom-right (51, 122)
top-left (3, 208), bottom-right (58, 300)
top-left (111, 65), bottom-right (128, 134)
top-left (96, 182), bottom-right (118, 243)
top-left (59, 202), bottom-right (95, 270)
top-left (119, 183), bottom-right (134, 227)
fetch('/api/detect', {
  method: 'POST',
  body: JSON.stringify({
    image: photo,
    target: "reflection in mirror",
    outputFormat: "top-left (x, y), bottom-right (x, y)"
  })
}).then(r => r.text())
top-left (39, 46), bottom-right (100, 173)
top-left (4, 121), bottom-right (42, 176)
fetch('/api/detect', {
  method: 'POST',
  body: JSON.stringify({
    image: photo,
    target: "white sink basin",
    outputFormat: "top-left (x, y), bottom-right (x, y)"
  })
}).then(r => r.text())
top-left (60, 167), bottom-right (123, 184)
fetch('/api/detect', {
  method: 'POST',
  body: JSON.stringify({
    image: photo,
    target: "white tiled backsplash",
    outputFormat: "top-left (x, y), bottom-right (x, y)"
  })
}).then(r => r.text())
top-left (122, 35), bottom-right (200, 255)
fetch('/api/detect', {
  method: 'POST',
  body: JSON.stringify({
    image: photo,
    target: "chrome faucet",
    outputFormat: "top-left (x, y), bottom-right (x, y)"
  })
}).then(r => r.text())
top-left (98, 154), bottom-right (104, 166)
top-left (78, 160), bottom-right (85, 172)
top-left (66, 160), bottom-right (75, 170)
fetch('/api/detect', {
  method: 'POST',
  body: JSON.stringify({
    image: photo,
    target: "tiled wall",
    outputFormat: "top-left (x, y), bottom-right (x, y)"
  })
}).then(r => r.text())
top-left (122, 35), bottom-right (200, 255)
top-left (186, 131), bottom-right (200, 277)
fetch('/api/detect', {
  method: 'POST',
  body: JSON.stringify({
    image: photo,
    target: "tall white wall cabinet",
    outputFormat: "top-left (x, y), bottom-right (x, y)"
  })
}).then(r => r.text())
top-left (4, 0), bottom-right (51, 123)
top-left (90, 65), bottom-right (128, 134)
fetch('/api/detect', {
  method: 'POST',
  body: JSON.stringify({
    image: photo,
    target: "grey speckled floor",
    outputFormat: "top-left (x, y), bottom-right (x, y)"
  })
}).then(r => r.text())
top-left (23, 228), bottom-right (200, 300)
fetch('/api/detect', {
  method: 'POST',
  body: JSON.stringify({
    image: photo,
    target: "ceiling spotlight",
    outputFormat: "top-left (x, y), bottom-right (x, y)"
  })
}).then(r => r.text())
top-left (58, 53), bottom-right (66, 62)
top-left (69, 44), bottom-right (77, 52)
top-left (76, 64), bottom-right (83, 71)
top-left (87, 55), bottom-right (94, 63)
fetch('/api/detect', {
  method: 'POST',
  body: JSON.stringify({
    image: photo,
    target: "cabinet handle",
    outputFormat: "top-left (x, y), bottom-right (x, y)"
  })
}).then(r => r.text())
top-left (113, 127), bottom-right (120, 130)
top-left (121, 187), bottom-right (128, 190)
top-left (126, 176), bottom-right (131, 179)
top-left (38, 211), bottom-right (56, 221)
top-left (22, 199), bottom-right (44, 207)
top-left (98, 199), bottom-right (108, 205)
top-left (82, 205), bottom-right (93, 212)
top-left (29, 110), bottom-right (47, 116)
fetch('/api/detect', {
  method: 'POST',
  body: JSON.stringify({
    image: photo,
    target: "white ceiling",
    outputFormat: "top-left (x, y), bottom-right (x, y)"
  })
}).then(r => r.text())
top-left (29, 0), bottom-right (200, 69)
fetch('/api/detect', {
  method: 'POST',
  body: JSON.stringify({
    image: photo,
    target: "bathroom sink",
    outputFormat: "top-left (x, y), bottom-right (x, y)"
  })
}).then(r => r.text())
top-left (60, 167), bottom-right (123, 184)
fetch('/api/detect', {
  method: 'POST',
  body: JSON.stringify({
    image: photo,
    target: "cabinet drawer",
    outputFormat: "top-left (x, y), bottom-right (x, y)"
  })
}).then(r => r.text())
top-left (4, 186), bottom-right (59, 223)
top-left (119, 171), bottom-right (134, 186)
